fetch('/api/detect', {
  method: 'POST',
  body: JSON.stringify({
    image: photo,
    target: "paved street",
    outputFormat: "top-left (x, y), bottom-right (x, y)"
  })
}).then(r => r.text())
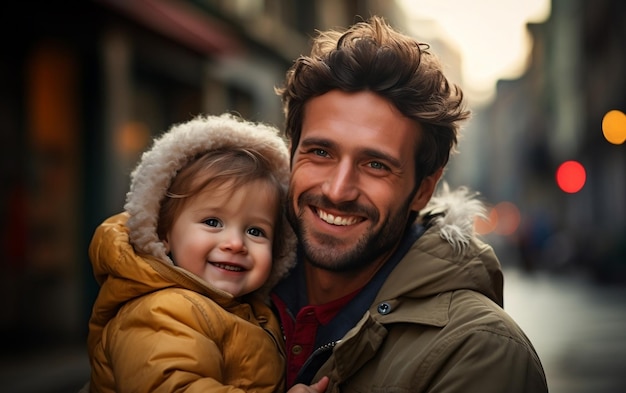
top-left (504, 267), bottom-right (626, 393)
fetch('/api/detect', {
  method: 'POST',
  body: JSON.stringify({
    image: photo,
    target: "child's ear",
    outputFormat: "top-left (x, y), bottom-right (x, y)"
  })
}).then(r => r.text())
top-left (162, 237), bottom-right (170, 254)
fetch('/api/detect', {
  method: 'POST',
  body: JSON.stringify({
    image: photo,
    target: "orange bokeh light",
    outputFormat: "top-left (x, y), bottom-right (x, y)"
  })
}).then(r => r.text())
top-left (493, 201), bottom-right (521, 236)
top-left (475, 201), bottom-right (521, 236)
top-left (475, 207), bottom-right (498, 235)
top-left (602, 109), bottom-right (626, 145)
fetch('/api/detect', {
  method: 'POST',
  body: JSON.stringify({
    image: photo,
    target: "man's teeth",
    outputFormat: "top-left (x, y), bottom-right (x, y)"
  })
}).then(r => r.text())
top-left (213, 263), bottom-right (243, 272)
top-left (318, 209), bottom-right (359, 226)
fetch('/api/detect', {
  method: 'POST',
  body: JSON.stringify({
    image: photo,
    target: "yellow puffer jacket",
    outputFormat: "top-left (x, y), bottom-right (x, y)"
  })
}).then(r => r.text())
top-left (87, 213), bottom-right (286, 393)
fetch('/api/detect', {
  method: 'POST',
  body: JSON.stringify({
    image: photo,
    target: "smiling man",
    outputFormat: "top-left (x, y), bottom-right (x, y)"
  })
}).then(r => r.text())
top-left (271, 16), bottom-right (548, 393)
top-left (287, 90), bottom-right (438, 302)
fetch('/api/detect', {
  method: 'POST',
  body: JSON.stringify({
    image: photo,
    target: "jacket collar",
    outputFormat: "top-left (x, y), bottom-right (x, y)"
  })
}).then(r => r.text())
top-left (272, 223), bottom-right (426, 385)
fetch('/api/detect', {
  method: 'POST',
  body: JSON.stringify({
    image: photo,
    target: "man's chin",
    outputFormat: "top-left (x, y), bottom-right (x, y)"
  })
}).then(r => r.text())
top-left (302, 241), bottom-right (364, 272)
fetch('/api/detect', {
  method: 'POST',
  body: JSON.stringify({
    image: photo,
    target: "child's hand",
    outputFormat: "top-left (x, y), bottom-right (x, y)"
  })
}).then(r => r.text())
top-left (286, 376), bottom-right (329, 393)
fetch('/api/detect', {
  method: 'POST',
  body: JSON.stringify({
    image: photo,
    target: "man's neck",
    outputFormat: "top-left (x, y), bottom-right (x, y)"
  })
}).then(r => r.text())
top-left (304, 257), bottom-right (387, 305)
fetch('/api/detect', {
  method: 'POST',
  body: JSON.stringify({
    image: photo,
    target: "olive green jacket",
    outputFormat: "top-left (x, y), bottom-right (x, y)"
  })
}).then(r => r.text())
top-left (315, 186), bottom-right (548, 393)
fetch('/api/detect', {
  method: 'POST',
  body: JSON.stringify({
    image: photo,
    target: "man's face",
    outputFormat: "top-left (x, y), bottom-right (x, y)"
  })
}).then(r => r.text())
top-left (287, 90), bottom-right (438, 272)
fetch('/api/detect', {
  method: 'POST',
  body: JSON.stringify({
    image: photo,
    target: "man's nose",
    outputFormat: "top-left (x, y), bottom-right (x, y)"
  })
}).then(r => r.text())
top-left (321, 160), bottom-right (359, 203)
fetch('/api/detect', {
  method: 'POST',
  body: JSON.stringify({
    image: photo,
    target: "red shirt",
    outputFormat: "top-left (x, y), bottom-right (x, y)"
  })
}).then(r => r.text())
top-left (272, 290), bottom-right (359, 387)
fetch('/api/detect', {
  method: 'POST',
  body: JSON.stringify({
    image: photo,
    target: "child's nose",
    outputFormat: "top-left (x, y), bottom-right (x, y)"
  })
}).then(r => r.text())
top-left (220, 231), bottom-right (247, 254)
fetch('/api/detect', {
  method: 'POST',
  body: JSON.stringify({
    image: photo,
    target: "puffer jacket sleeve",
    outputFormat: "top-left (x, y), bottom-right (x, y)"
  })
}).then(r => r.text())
top-left (99, 289), bottom-right (254, 393)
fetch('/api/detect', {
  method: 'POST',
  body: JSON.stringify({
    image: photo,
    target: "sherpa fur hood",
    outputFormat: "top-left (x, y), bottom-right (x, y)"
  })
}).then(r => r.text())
top-left (124, 113), bottom-right (296, 294)
top-left (377, 181), bottom-right (504, 307)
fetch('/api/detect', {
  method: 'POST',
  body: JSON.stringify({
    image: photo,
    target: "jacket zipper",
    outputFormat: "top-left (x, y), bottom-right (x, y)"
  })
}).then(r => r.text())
top-left (299, 340), bottom-right (340, 371)
top-left (313, 340), bottom-right (339, 355)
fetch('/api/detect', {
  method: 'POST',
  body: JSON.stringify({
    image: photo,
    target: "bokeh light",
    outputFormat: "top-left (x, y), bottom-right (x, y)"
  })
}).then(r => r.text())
top-left (556, 160), bottom-right (586, 193)
top-left (602, 109), bottom-right (626, 145)
top-left (116, 121), bottom-right (151, 158)
top-left (475, 207), bottom-right (498, 235)
top-left (493, 202), bottom-right (521, 236)
top-left (475, 201), bottom-right (521, 236)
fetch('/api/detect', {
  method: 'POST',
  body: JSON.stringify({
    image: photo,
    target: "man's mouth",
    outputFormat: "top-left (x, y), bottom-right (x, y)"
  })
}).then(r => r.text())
top-left (317, 208), bottom-right (361, 226)
top-left (211, 263), bottom-right (245, 272)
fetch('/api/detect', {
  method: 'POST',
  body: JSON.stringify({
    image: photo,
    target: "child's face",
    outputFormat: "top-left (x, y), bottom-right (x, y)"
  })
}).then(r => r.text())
top-left (163, 179), bottom-right (278, 297)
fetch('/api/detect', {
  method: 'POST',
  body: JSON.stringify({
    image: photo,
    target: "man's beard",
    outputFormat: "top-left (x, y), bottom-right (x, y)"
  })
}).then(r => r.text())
top-left (287, 189), bottom-right (413, 273)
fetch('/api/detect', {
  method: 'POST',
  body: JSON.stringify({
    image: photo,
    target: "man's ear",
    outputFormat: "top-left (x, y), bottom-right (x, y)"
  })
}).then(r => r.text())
top-left (410, 167), bottom-right (444, 212)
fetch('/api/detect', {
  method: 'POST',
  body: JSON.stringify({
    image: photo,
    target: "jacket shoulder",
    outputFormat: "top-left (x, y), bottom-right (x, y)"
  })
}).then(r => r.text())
top-left (114, 288), bottom-right (228, 334)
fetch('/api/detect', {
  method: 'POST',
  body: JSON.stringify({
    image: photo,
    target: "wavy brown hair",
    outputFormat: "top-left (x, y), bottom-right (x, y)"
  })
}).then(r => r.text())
top-left (277, 16), bottom-right (470, 183)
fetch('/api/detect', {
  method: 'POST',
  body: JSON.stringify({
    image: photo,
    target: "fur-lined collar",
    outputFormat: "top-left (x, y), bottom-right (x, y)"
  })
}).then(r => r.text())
top-left (420, 182), bottom-right (487, 255)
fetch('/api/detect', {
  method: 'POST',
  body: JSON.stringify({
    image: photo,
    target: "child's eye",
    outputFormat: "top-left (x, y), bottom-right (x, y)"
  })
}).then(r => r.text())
top-left (247, 227), bottom-right (265, 237)
top-left (204, 218), bottom-right (222, 228)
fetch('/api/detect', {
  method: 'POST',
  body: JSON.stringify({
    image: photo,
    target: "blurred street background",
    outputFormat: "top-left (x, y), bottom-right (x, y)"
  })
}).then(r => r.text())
top-left (1, 0), bottom-right (624, 392)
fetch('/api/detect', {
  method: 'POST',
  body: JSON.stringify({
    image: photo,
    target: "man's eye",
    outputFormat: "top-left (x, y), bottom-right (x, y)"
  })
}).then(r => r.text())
top-left (247, 227), bottom-right (265, 237)
top-left (204, 218), bottom-right (222, 227)
top-left (368, 161), bottom-right (388, 170)
top-left (313, 148), bottom-right (329, 157)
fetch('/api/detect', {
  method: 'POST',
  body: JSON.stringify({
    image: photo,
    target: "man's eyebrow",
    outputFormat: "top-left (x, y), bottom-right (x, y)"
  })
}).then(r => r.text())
top-left (361, 148), bottom-right (402, 168)
top-left (300, 137), bottom-right (334, 148)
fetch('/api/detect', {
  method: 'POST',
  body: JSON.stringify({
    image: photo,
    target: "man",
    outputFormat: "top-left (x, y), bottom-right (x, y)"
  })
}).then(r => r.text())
top-left (271, 16), bottom-right (548, 393)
